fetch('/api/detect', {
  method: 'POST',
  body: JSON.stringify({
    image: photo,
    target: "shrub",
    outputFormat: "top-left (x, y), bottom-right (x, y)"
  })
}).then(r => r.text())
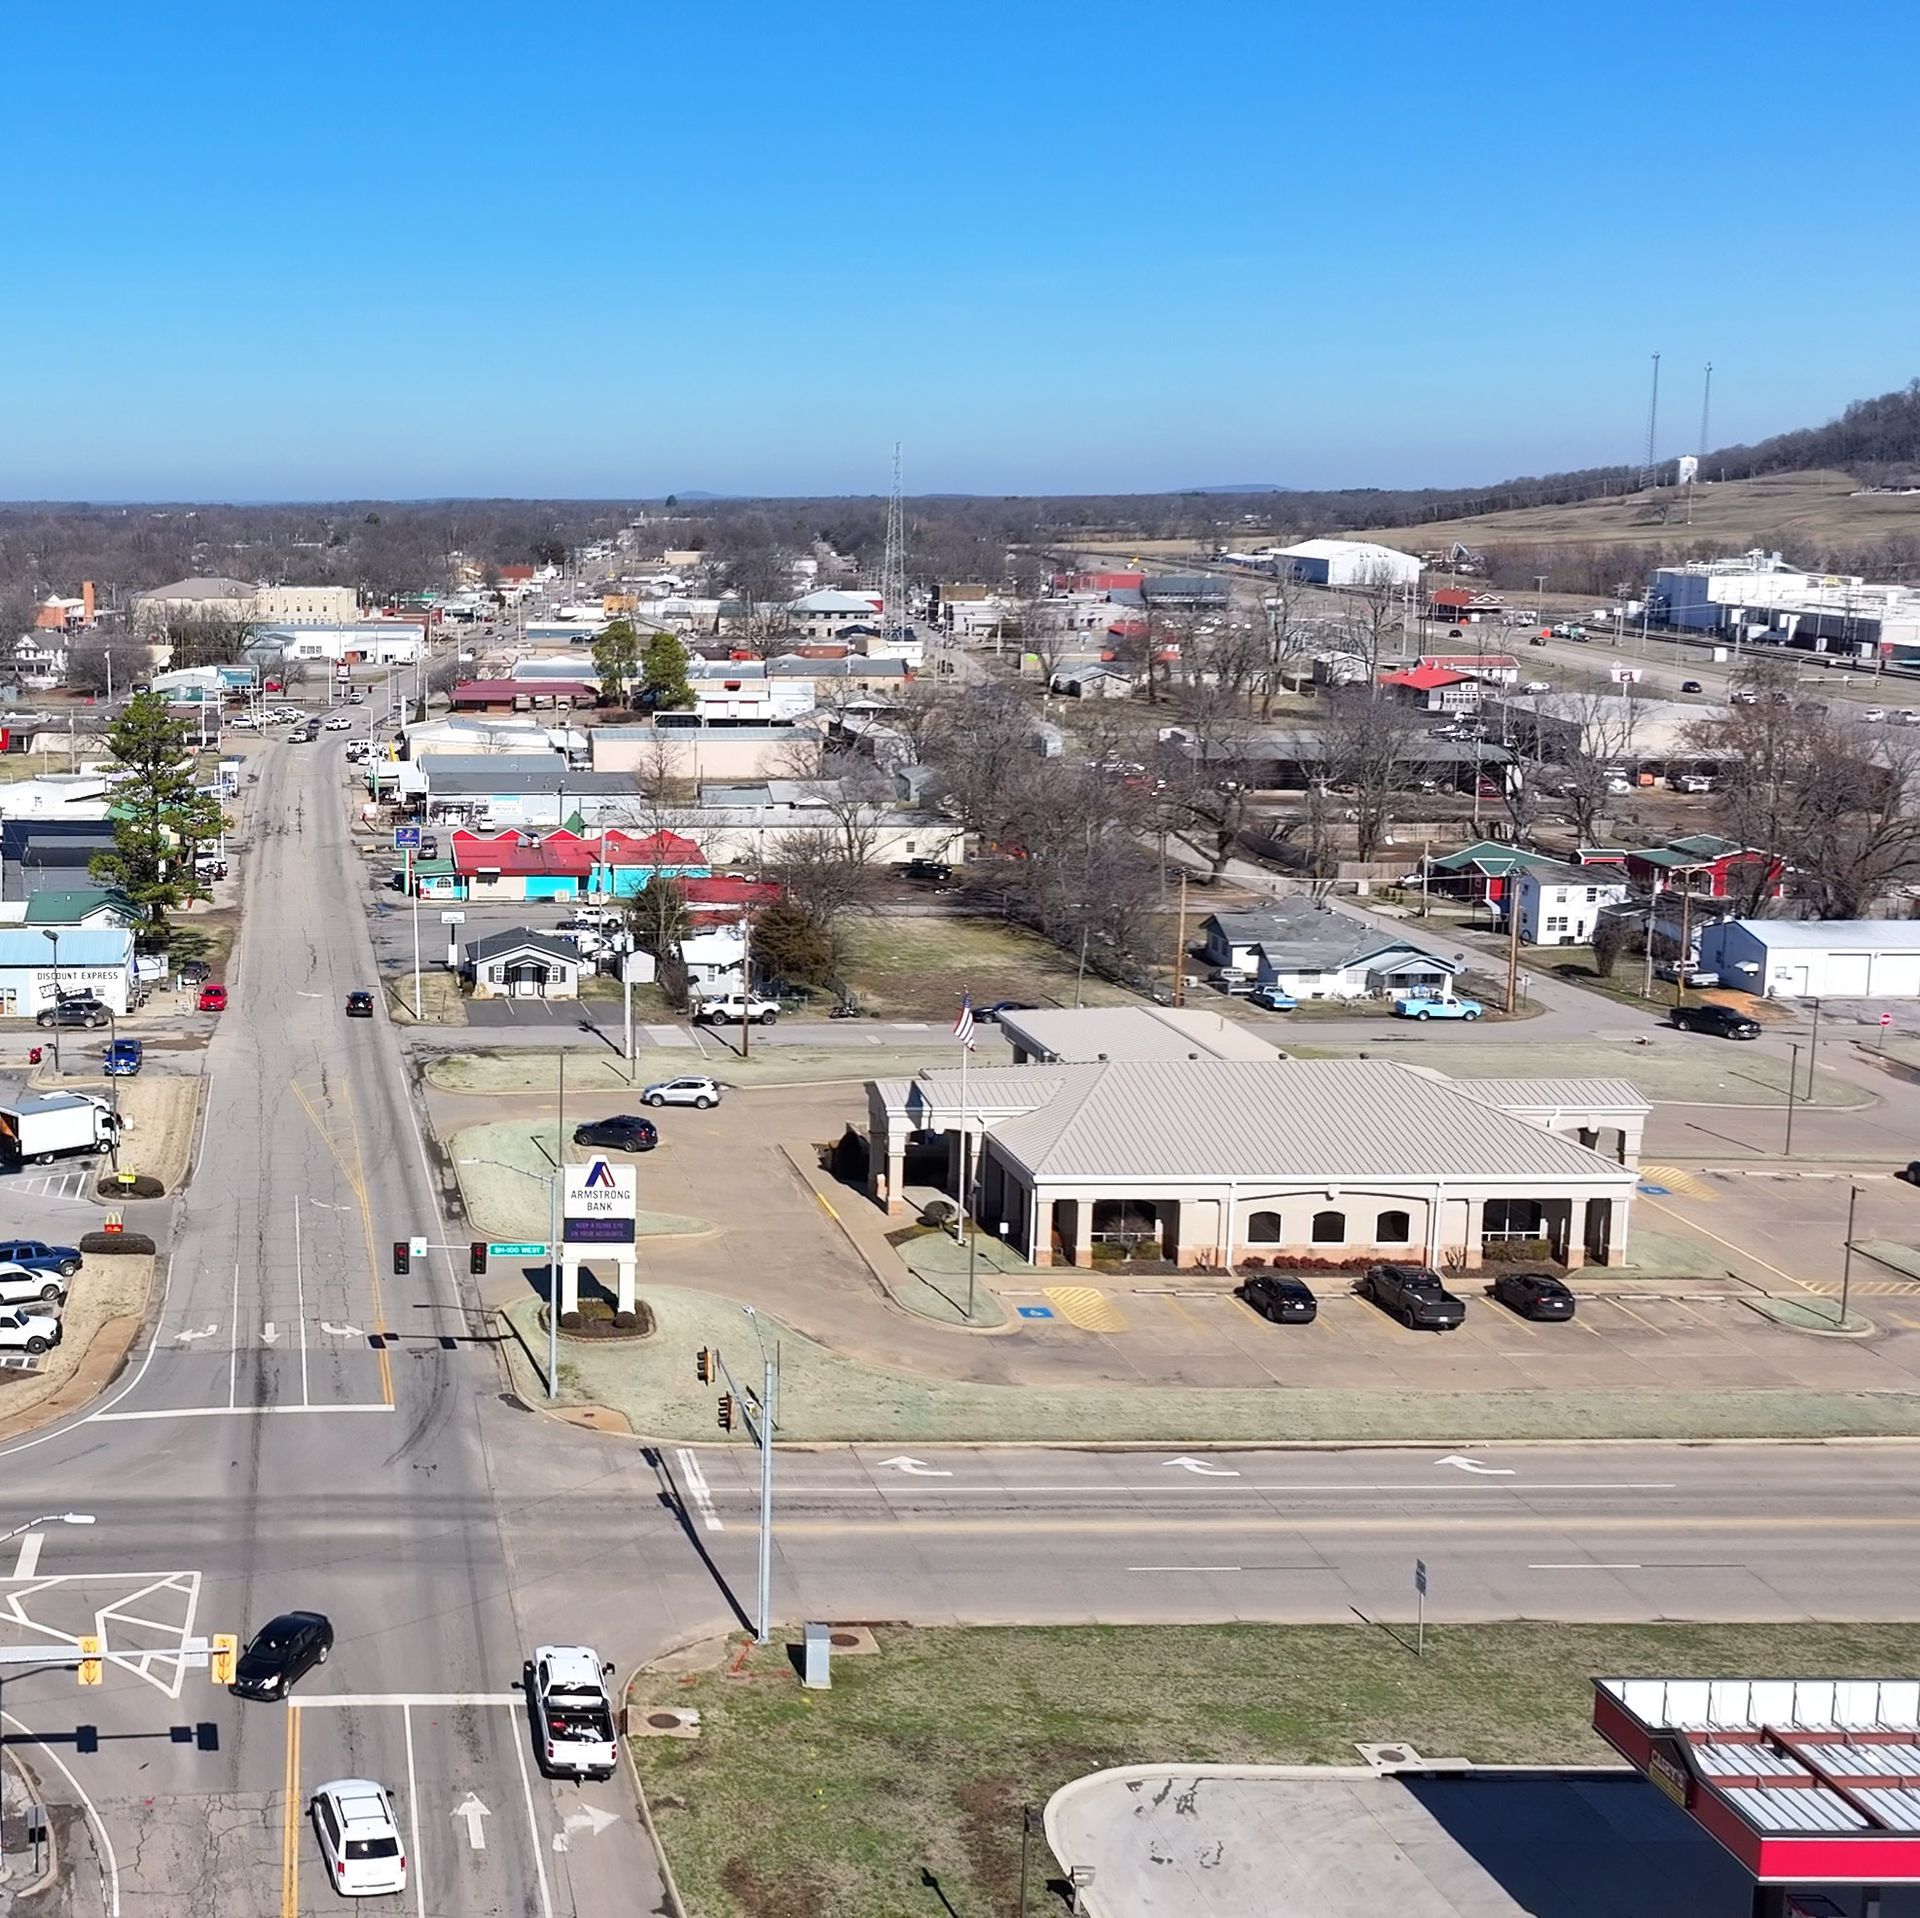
top-left (80, 1230), bottom-right (156, 1256)
top-left (96, 1174), bottom-right (164, 1200)
top-left (559, 1310), bottom-right (584, 1331)
top-left (1481, 1238), bottom-right (1555, 1264)
top-left (1239, 1255), bottom-right (1266, 1270)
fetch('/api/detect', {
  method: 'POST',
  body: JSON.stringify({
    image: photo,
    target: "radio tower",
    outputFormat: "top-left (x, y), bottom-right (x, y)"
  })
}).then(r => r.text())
top-left (1642, 352), bottom-right (1661, 488)
top-left (882, 442), bottom-right (907, 644)
top-left (1699, 362), bottom-right (1713, 466)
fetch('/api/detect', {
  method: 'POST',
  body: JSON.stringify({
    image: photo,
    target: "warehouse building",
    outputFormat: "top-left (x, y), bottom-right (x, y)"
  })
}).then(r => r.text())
top-left (1699, 918), bottom-right (1920, 1000)
top-left (1271, 539), bottom-right (1421, 589)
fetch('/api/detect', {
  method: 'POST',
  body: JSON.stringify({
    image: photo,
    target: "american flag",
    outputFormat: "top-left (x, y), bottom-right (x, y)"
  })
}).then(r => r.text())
top-left (952, 991), bottom-right (977, 1051)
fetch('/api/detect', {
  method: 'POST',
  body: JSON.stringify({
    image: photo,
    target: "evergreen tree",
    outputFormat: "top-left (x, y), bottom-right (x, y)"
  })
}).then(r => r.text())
top-left (640, 629), bottom-right (693, 711)
top-left (89, 693), bottom-right (230, 928)
top-left (592, 619), bottom-right (643, 704)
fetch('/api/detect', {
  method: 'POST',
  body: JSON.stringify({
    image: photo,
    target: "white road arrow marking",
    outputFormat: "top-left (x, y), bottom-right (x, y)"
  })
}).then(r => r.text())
top-left (877, 1456), bottom-right (953, 1477)
top-left (1436, 1454), bottom-right (1515, 1476)
top-left (452, 1793), bottom-right (490, 1850)
top-left (553, 1804), bottom-right (619, 1849)
top-left (261, 1323), bottom-right (279, 1346)
top-left (1164, 1456), bottom-right (1240, 1477)
top-left (174, 1325), bottom-right (217, 1343)
top-left (320, 1322), bottom-right (365, 1338)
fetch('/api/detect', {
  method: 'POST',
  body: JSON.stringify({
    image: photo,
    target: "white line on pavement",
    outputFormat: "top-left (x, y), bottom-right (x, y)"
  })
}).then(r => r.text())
top-left (227, 1261), bottom-right (240, 1408)
top-left (1530, 1563), bottom-right (1645, 1571)
top-left (1129, 1565), bottom-right (1243, 1573)
top-left (723, 1480), bottom-right (1683, 1498)
top-left (404, 1704), bottom-right (427, 1918)
top-left (677, 1448), bottom-right (723, 1531)
top-left (295, 1692), bottom-right (525, 1709)
top-left (295, 1196), bottom-right (310, 1406)
top-left (11, 1533), bottom-right (41, 1581)
top-left (509, 1695), bottom-right (557, 1918)
top-left (91, 1403), bottom-right (396, 1422)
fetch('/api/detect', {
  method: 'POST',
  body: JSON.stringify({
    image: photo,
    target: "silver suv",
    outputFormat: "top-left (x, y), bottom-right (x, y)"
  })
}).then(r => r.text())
top-left (642, 1076), bottom-right (721, 1110)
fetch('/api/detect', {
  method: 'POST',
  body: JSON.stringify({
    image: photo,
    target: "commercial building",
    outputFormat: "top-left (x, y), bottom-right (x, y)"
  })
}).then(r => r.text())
top-left (788, 589), bottom-right (884, 639)
top-left (430, 827), bottom-right (710, 903)
top-left (591, 722), bottom-right (820, 782)
top-left (866, 1057), bottom-right (1644, 1270)
top-left (450, 679), bottom-right (597, 714)
top-left (1417, 652), bottom-right (1521, 686)
top-left (1700, 918), bottom-right (1920, 1000)
top-left (256, 585), bottom-right (359, 625)
top-left (132, 576), bottom-right (259, 633)
top-left (1378, 665), bottom-right (1480, 713)
top-left (996, 1005), bottom-right (1283, 1066)
top-left (409, 754), bottom-right (640, 829)
top-left (1271, 539), bottom-right (1421, 589)
top-left (1652, 548), bottom-right (1920, 659)
top-left (247, 623), bottom-right (424, 666)
top-left (0, 926), bottom-right (137, 1017)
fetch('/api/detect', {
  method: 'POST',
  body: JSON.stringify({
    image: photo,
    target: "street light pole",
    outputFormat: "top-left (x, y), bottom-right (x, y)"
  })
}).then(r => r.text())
top-left (1840, 1184), bottom-right (1859, 1329)
top-left (1785, 1041), bottom-right (1802, 1156)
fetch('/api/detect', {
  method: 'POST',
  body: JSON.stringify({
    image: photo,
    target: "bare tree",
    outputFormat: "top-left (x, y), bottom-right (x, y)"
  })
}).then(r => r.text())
top-left (1156, 687), bottom-right (1259, 876)
top-left (1516, 689), bottom-right (1643, 844)
top-left (1319, 685), bottom-right (1423, 861)
top-left (1256, 564), bottom-right (1317, 716)
top-left (1338, 565), bottom-right (1413, 678)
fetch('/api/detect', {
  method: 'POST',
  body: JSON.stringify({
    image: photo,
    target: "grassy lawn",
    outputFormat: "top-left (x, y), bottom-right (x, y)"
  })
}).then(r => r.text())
top-left (451, 1121), bottom-right (710, 1240)
top-left (838, 916), bottom-right (1141, 1020)
top-left (633, 1620), bottom-right (1920, 1918)
top-left (425, 1045), bottom-right (964, 1095)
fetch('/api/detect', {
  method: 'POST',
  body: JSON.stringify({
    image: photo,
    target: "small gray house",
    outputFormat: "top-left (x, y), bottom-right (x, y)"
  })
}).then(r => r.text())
top-left (462, 929), bottom-right (584, 1001)
top-left (1198, 900), bottom-right (1462, 1002)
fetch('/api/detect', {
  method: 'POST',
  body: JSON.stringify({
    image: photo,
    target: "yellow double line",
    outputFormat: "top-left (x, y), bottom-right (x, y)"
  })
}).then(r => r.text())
top-left (290, 1077), bottom-right (394, 1405)
top-left (280, 1703), bottom-right (303, 1917)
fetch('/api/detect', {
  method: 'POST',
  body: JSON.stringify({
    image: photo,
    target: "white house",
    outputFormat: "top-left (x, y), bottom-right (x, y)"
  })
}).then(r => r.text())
top-left (1511, 862), bottom-right (1635, 946)
top-left (679, 926), bottom-right (745, 990)
top-left (1699, 919), bottom-right (1920, 1000)
top-left (1198, 902), bottom-right (1462, 1002)
top-left (463, 929), bottom-right (584, 1000)
top-left (789, 588), bottom-right (883, 639)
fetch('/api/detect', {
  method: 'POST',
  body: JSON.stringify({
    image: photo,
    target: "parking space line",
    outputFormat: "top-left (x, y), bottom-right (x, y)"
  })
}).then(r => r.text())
top-left (1599, 1297), bottom-right (1665, 1335)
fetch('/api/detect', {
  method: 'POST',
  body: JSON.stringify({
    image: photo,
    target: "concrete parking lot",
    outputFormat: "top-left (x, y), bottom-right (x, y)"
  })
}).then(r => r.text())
top-left (1048, 1767), bottom-right (1909, 1917)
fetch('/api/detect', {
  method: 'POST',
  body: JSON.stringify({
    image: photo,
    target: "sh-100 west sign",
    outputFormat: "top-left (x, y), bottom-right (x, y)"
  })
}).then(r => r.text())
top-left (562, 1159), bottom-right (638, 1244)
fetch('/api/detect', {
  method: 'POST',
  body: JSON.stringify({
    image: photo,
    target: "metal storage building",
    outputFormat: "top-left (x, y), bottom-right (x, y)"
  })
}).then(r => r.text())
top-left (1698, 918), bottom-right (1920, 999)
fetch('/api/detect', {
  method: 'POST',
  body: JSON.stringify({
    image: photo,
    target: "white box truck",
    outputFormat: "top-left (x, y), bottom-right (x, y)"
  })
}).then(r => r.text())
top-left (0, 1094), bottom-right (122, 1166)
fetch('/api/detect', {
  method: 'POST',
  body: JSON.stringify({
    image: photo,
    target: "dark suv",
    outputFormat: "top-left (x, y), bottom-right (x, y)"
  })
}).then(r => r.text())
top-left (1672, 1002), bottom-right (1761, 1041)
top-left (573, 1115), bottom-right (658, 1153)
top-left (902, 859), bottom-right (953, 883)
top-left (1364, 1262), bottom-right (1466, 1331)
top-left (36, 994), bottom-right (109, 1029)
top-left (1491, 1270), bottom-right (1576, 1321)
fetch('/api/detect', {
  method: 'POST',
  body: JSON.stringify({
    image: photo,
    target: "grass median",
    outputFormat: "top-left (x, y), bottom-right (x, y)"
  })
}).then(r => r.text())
top-left (633, 1620), bottom-right (1920, 1918)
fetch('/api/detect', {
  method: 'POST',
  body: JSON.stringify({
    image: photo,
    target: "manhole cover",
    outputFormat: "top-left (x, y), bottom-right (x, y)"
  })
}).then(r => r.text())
top-left (645, 1712), bottom-right (683, 1730)
top-left (829, 1632), bottom-right (861, 1647)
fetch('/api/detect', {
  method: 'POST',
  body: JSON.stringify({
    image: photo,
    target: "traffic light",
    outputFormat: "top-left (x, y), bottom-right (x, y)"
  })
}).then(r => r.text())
top-left (695, 1347), bottom-right (714, 1384)
top-left (716, 1393), bottom-right (733, 1432)
top-left (75, 1635), bottom-right (102, 1686)
top-left (210, 1633), bottom-right (237, 1686)
top-left (469, 1242), bottom-right (487, 1276)
top-left (393, 1241), bottom-right (410, 1276)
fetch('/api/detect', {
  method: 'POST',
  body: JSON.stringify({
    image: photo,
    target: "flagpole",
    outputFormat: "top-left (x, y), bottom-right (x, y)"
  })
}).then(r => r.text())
top-left (959, 1014), bottom-right (969, 1251)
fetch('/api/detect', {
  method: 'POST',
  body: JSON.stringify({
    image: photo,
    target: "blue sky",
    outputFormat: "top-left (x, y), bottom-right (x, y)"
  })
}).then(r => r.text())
top-left (6, 0), bottom-right (1916, 499)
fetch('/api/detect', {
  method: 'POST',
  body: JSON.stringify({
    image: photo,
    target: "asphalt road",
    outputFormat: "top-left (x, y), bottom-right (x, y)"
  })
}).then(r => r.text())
top-left (0, 739), bottom-right (665, 1918)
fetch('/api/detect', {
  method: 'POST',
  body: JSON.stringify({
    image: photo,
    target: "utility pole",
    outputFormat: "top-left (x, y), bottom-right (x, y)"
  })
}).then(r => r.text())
top-left (1172, 873), bottom-right (1190, 1006)
top-left (1504, 880), bottom-right (1521, 1013)
top-left (1676, 889), bottom-right (1693, 1009)
top-left (739, 905), bottom-right (755, 1060)
top-left (1785, 1041), bottom-right (1801, 1156)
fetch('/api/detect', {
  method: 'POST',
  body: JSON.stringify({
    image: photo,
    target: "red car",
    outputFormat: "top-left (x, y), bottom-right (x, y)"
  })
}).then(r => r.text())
top-left (197, 983), bottom-right (228, 1012)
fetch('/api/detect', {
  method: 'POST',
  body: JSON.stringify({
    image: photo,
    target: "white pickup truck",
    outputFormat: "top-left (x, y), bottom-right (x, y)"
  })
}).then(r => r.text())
top-left (694, 992), bottom-right (779, 1026)
top-left (526, 1645), bottom-right (618, 1780)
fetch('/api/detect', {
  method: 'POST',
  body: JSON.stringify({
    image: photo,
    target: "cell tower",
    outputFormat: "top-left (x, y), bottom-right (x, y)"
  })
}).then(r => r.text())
top-left (1643, 352), bottom-right (1661, 487)
top-left (1699, 362), bottom-right (1713, 464)
top-left (882, 441), bottom-right (907, 643)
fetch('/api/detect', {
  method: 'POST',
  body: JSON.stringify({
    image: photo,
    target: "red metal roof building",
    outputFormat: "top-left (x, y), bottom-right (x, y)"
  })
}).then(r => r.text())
top-left (681, 876), bottom-right (782, 919)
top-left (1596, 1675), bottom-right (1920, 1902)
top-left (1379, 664), bottom-right (1481, 712)
top-left (450, 679), bottom-right (598, 712)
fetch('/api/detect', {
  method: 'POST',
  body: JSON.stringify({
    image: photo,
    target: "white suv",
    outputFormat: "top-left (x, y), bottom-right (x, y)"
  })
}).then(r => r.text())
top-left (0, 1264), bottom-right (65, 1308)
top-left (642, 1076), bottom-right (721, 1109)
top-left (0, 1309), bottom-right (60, 1355)
top-left (310, 1779), bottom-right (407, 1897)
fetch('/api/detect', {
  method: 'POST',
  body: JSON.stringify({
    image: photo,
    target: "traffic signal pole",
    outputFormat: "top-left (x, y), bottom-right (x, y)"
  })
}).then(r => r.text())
top-left (704, 1322), bottom-right (779, 1645)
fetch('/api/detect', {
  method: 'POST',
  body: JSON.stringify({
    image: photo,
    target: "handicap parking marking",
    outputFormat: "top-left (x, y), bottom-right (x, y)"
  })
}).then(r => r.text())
top-left (1016, 1305), bottom-right (1055, 1320)
top-left (1043, 1285), bottom-right (1131, 1333)
top-left (1639, 1164), bottom-right (1716, 1200)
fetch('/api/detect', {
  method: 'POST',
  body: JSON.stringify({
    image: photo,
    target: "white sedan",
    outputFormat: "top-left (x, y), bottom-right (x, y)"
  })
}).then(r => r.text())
top-left (323, 715), bottom-right (354, 731)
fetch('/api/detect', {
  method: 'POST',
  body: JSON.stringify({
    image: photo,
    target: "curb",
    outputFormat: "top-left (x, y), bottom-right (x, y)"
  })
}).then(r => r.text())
top-left (620, 1666), bottom-right (690, 1918)
top-left (1, 1744), bottom-right (58, 1897)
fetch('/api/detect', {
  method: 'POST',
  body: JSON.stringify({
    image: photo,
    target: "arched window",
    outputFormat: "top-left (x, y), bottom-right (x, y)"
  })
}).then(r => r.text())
top-left (1375, 1209), bottom-right (1412, 1245)
top-left (1247, 1211), bottom-right (1284, 1243)
top-left (1310, 1209), bottom-right (1346, 1245)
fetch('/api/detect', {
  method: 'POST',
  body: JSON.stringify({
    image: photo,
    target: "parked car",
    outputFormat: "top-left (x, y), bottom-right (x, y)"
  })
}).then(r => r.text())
top-left (323, 714), bottom-right (353, 731)
top-left (1671, 1002), bottom-right (1761, 1040)
top-left (572, 1115), bottom-right (658, 1153)
top-left (695, 993), bottom-right (779, 1026)
top-left (902, 858), bottom-right (953, 883)
top-left (1363, 1262), bottom-right (1466, 1331)
top-left (0, 1264), bottom-right (66, 1307)
top-left (178, 959), bottom-right (211, 987)
top-left (0, 1308), bottom-right (61, 1356)
top-left (348, 689), bottom-right (367, 704)
top-left (1248, 985), bottom-right (1297, 1012)
top-left (1522, 679), bottom-right (1552, 694)
top-left (0, 1239), bottom-right (81, 1278)
top-left (419, 833), bottom-right (439, 858)
top-left (1236, 1274), bottom-right (1317, 1324)
top-left (344, 990), bottom-right (375, 1019)
top-left (1392, 994), bottom-right (1483, 1021)
top-left (980, 1000), bottom-right (1036, 1022)
top-left (1527, 635), bottom-right (1549, 647)
top-left (643, 1076), bottom-right (721, 1109)
top-left (1491, 1270), bottom-right (1576, 1321)
top-left (198, 983), bottom-right (228, 1012)
top-left (104, 1038), bottom-right (143, 1076)
top-left (1655, 961), bottom-right (1719, 987)
top-left (231, 1610), bottom-right (333, 1699)
top-left (1863, 707), bottom-right (1889, 723)
top-left (36, 995), bottom-right (109, 1030)
top-left (309, 1779), bottom-right (407, 1897)
top-left (1680, 679), bottom-right (1704, 693)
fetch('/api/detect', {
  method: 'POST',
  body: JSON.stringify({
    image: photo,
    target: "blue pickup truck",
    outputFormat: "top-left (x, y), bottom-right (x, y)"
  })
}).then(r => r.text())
top-left (1391, 994), bottom-right (1484, 1022)
top-left (104, 1038), bottom-right (143, 1076)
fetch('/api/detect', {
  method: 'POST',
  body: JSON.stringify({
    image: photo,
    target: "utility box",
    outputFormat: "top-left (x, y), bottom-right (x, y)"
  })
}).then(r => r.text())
top-left (801, 1622), bottom-right (832, 1690)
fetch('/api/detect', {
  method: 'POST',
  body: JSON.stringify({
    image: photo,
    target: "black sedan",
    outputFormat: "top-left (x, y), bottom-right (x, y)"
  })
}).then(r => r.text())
top-left (1236, 1274), bottom-right (1318, 1324)
top-left (345, 990), bottom-right (375, 1018)
top-left (1491, 1270), bottom-right (1576, 1321)
top-left (573, 1116), bottom-right (658, 1153)
top-left (231, 1610), bottom-right (333, 1699)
